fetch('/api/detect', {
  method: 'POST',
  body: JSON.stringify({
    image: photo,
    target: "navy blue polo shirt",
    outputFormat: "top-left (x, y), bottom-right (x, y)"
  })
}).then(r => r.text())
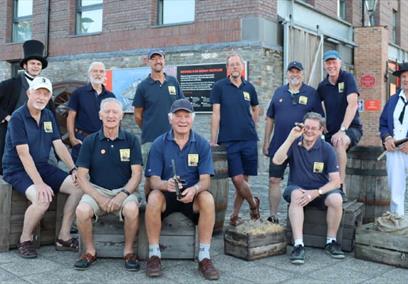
top-left (2, 105), bottom-right (60, 174)
top-left (266, 83), bottom-right (324, 156)
top-left (68, 83), bottom-right (115, 133)
top-left (132, 74), bottom-right (184, 144)
top-left (210, 77), bottom-right (258, 143)
top-left (76, 129), bottom-right (142, 190)
top-left (317, 70), bottom-right (362, 137)
top-left (287, 137), bottom-right (339, 190)
top-left (145, 130), bottom-right (214, 188)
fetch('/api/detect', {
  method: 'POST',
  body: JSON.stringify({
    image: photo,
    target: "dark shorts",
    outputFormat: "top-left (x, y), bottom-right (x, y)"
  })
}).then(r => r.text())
top-left (283, 184), bottom-right (343, 210)
top-left (148, 191), bottom-right (199, 225)
top-left (3, 164), bottom-right (68, 194)
top-left (225, 140), bottom-right (258, 177)
top-left (269, 158), bottom-right (288, 178)
top-left (326, 127), bottom-right (362, 150)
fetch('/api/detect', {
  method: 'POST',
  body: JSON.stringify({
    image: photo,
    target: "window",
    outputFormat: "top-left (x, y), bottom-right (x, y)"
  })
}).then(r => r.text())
top-left (158, 0), bottom-right (195, 25)
top-left (338, 0), bottom-right (346, 20)
top-left (12, 0), bottom-right (33, 42)
top-left (76, 0), bottom-right (103, 34)
top-left (391, 9), bottom-right (398, 44)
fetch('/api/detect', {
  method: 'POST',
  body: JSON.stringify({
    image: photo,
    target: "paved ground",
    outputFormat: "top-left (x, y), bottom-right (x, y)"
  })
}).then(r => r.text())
top-left (1, 178), bottom-right (408, 283)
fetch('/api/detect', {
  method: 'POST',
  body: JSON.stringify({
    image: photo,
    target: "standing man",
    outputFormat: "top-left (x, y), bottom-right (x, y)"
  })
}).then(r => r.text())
top-left (2, 77), bottom-right (82, 258)
top-left (145, 99), bottom-right (219, 280)
top-left (67, 62), bottom-right (115, 162)
top-left (210, 53), bottom-right (260, 226)
top-left (263, 61), bottom-right (324, 224)
top-left (379, 63), bottom-right (408, 216)
top-left (317, 50), bottom-right (362, 196)
top-left (273, 112), bottom-right (344, 265)
top-left (74, 98), bottom-right (142, 270)
top-left (0, 40), bottom-right (48, 173)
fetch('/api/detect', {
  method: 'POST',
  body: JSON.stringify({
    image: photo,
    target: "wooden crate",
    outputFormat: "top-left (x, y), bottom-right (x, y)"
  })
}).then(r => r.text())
top-left (286, 200), bottom-right (364, 252)
top-left (79, 206), bottom-right (198, 260)
top-left (355, 223), bottom-right (408, 268)
top-left (224, 221), bottom-right (287, 261)
top-left (0, 178), bottom-right (58, 252)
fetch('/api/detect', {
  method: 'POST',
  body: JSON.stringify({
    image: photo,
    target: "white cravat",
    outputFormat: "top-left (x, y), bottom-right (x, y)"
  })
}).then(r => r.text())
top-left (393, 90), bottom-right (408, 140)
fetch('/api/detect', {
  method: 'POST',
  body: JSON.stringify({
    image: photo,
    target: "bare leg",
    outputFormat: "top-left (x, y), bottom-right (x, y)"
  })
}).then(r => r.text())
top-left (269, 177), bottom-right (282, 216)
top-left (325, 194), bottom-right (343, 237)
top-left (288, 189), bottom-right (304, 241)
top-left (75, 203), bottom-right (95, 255)
top-left (145, 190), bottom-right (165, 245)
top-left (194, 191), bottom-right (215, 243)
top-left (122, 201), bottom-right (139, 255)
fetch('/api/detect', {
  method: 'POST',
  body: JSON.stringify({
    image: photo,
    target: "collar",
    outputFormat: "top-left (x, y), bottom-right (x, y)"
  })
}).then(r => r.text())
top-left (165, 129), bottom-right (196, 143)
top-left (24, 71), bottom-right (34, 81)
top-left (85, 83), bottom-right (106, 93)
top-left (286, 83), bottom-right (305, 95)
top-left (22, 104), bottom-right (45, 121)
top-left (148, 73), bottom-right (168, 85)
top-left (98, 128), bottom-right (125, 141)
top-left (297, 136), bottom-right (323, 151)
top-left (323, 69), bottom-right (345, 86)
top-left (398, 89), bottom-right (407, 101)
top-left (228, 76), bottom-right (247, 87)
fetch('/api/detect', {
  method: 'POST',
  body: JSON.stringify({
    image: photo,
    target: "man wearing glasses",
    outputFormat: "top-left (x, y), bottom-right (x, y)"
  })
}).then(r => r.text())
top-left (263, 61), bottom-right (323, 224)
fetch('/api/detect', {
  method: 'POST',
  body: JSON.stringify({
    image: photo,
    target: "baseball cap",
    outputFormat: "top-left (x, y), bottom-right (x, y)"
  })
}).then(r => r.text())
top-left (148, 49), bottom-right (165, 59)
top-left (170, 98), bottom-right (194, 113)
top-left (287, 61), bottom-right (304, 71)
top-left (30, 76), bottom-right (52, 93)
top-left (323, 50), bottom-right (341, 61)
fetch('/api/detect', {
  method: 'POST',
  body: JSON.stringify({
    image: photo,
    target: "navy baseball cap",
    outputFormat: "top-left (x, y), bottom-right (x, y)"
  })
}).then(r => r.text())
top-left (287, 61), bottom-right (304, 71)
top-left (170, 99), bottom-right (194, 113)
top-left (148, 49), bottom-right (165, 59)
top-left (323, 50), bottom-right (341, 61)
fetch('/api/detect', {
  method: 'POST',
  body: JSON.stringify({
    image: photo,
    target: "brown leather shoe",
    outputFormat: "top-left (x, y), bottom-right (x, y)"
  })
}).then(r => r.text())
top-left (250, 196), bottom-right (260, 220)
top-left (146, 256), bottom-right (161, 277)
top-left (198, 258), bottom-right (220, 280)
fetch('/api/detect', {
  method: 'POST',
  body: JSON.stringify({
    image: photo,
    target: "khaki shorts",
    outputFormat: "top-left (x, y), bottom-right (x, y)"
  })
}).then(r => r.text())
top-left (79, 184), bottom-right (139, 222)
top-left (141, 142), bottom-right (153, 166)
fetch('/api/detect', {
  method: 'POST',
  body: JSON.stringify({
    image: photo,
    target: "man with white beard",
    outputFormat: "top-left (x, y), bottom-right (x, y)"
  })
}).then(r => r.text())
top-left (263, 61), bottom-right (324, 224)
top-left (67, 62), bottom-right (115, 162)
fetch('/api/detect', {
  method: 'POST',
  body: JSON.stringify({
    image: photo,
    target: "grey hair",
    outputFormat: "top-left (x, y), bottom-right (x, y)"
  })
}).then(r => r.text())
top-left (303, 112), bottom-right (326, 129)
top-left (100, 97), bottom-right (123, 112)
top-left (168, 112), bottom-right (195, 121)
top-left (226, 53), bottom-right (244, 66)
top-left (88, 61), bottom-right (105, 74)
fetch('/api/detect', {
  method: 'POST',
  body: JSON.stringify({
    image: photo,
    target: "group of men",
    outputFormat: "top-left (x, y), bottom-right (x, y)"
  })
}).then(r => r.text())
top-left (1, 38), bottom-right (408, 278)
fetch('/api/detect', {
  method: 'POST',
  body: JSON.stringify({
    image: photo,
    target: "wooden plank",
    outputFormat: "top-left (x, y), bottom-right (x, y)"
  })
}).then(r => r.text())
top-left (160, 235), bottom-right (197, 259)
top-left (0, 180), bottom-right (12, 252)
top-left (355, 244), bottom-right (408, 268)
top-left (224, 240), bottom-right (286, 261)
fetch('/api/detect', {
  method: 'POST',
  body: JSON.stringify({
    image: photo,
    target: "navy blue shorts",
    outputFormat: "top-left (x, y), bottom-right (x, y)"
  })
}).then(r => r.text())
top-left (3, 164), bottom-right (68, 194)
top-left (269, 158), bottom-right (288, 178)
top-left (283, 184), bottom-right (343, 210)
top-left (225, 141), bottom-right (258, 177)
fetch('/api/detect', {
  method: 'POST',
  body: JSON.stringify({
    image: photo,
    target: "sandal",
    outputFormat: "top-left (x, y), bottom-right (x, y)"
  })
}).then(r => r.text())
top-left (74, 253), bottom-right (96, 270)
top-left (229, 215), bottom-right (244, 226)
top-left (17, 240), bottom-right (37, 259)
top-left (250, 196), bottom-right (261, 220)
top-left (55, 237), bottom-right (79, 252)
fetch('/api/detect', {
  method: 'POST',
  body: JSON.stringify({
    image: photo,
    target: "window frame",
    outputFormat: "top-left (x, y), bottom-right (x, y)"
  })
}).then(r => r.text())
top-left (12, 0), bottom-right (33, 42)
top-left (391, 9), bottom-right (399, 45)
top-left (75, 0), bottom-right (103, 35)
top-left (157, 0), bottom-right (195, 26)
top-left (337, 0), bottom-right (346, 21)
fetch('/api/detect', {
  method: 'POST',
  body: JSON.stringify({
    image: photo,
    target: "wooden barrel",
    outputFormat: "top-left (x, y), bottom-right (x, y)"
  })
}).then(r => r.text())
top-left (345, 146), bottom-right (390, 223)
top-left (209, 146), bottom-right (229, 234)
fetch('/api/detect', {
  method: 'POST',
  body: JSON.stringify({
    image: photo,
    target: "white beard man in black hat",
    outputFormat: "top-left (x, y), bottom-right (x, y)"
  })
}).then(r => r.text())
top-left (0, 39), bottom-right (49, 173)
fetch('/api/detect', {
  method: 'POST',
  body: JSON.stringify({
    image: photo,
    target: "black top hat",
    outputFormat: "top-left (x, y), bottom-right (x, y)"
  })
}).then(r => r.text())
top-left (393, 62), bottom-right (408, 77)
top-left (20, 40), bottom-right (48, 69)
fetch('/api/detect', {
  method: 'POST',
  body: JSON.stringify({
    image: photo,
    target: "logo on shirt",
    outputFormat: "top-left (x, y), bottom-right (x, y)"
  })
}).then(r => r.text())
top-left (243, 91), bottom-right (250, 101)
top-left (313, 162), bottom-right (324, 173)
top-left (168, 86), bottom-right (176, 96)
top-left (120, 148), bottom-right (130, 162)
top-left (338, 82), bottom-right (344, 93)
top-left (43, 121), bottom-right (53, 133)
top-left (299, 96), bottom-right (308, 105)
top-left (188, 154), bottom-right (199, 166)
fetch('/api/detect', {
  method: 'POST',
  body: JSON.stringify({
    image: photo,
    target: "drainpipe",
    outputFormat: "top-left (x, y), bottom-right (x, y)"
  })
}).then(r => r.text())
top-left (44, 0), bottom-right (50, 57)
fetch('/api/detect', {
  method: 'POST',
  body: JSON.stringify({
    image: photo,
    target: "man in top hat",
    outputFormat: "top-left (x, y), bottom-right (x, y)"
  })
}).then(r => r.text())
top-left (379, 62), bottom-right (408, 216)
top-left (317, 50), bottom-right (363, 196)
top-left (0, 40), bottom-right (49, 173)
top-left (263, 61), bottom-right (324, 224)
top-left (132, 49), bottom-right (184, 195)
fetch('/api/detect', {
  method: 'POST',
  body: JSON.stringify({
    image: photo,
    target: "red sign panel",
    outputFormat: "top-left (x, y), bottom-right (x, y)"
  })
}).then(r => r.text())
top-left (360, 74), bottom-right (376, 89)
top-left (364, 99), bottom-right (381, 111)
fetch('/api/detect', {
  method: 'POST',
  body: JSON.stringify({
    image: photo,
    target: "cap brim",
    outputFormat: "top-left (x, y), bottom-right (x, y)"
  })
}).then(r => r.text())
top-left (172, 107), bottom-right (193, 113)
top-left (288, 66), bottom-right (303, 71)
top-left (149, 53), bottom-right (164, 59)
top-left (324, 56), bottom-right (339, 61)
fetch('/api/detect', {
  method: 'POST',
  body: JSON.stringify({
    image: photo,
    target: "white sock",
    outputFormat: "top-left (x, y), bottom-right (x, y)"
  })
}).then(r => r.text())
top-left (148, 244), bottom-right (161, 258)
top-left (198, 243), bottom-right (210, 261)
top-left (294, 239), bottom-right (304, 247)
top-left (326, 237), bottom-right (336, 244)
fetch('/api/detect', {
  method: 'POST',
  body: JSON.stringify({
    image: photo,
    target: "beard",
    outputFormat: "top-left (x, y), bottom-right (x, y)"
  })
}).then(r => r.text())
top-left (90, 77), bottom-right (105, 85)
top-left (288, 77), bottom-right (301, 86)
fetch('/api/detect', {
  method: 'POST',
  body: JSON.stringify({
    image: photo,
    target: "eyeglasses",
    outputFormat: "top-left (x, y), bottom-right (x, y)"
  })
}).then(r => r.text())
top-left (304, 126), bottom-right (320, 132)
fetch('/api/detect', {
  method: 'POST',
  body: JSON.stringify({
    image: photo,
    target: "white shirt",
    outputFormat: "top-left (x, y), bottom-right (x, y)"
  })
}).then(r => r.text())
top-left (393, 90), bottom-right (408, 140)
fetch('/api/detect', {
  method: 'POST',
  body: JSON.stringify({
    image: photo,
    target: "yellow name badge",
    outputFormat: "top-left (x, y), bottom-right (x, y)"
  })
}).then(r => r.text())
top-left (338, 82), bottom-right (344, 93)
top-left (313, 162), bottom-right (324, 173)
top-left (243, 91), bottom-right (250, 101)
top-left (43, 121), bottom-right (53, 133)
top-left (119, 148), bottom-right (130, 162)
top-left (188, 154), bottom-right (199, 167)
top-left (168, 86), bottom-right (176, 95)
top-left (299, 96), bottom-right (308, 105)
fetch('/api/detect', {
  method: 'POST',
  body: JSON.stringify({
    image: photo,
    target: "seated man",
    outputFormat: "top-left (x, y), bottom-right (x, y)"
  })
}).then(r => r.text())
top-left (2, 77), bottom-right (82, 258)
top-left (74, 98), bottom-right (142, 271)
top-left (273, 112), bottom-right (344, 265)
top-left (145, 98), bottom-right (219, 280)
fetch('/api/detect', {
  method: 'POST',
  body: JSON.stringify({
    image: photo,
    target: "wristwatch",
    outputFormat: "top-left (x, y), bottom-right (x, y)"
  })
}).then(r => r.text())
top-left (121, 189), bottom-right (131, 196)
top-left (340, 126), bottom-right (347, 132)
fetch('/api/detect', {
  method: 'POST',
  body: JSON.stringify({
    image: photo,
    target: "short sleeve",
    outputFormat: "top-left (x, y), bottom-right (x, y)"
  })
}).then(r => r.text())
top-left (76, 135), bottom-right (95, 169)
top-left (130, 135), bottom-right (143, 166)
top-left (8, 115), bottom-right (28, 147)
top-left (50, 112), bottom-right (61, 141)
top-left (67, 89), bottom-right (80, 111)
top-left (325, 143), bottom-right (339, 173)
top-left (250, 85), bottom-right (259, 106)
top-left (210, 82), bottom-right (222, 104)
top-left (197, 140), bottom-right (214, 176)
top-left (132, 84), bottom-right (145, 108)
top-left (145, 140), bottom-right (164, 177)
top-left (344, 73), bottom-right (359, 97)
top-left (266, 97), bottom-right (275, 119)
